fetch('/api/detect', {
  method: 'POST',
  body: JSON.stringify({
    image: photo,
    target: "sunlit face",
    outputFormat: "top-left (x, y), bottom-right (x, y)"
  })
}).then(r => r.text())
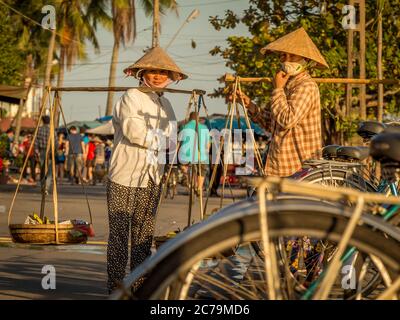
top-left (142, 69), bottom-right (170, 87)
top-left (279, 52), bottom-right (304, 63)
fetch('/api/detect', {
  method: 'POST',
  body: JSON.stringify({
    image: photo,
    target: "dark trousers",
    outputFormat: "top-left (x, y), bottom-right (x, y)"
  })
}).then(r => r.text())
top-left (210, 163), bottom-right (222, 194)
top-left (106, 178), bottom-right (161, 293)
top-left (23, 156), bottom-right (36, 181)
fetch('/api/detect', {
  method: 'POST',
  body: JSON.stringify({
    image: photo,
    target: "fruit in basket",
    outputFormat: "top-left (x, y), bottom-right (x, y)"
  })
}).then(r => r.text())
top-left (166, 231), bottom-right (177, 238)
top-left (30, 213), bottom-right (43, 224)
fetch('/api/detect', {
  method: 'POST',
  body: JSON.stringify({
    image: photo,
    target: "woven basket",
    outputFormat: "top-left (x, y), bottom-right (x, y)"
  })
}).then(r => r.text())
top-left (9, 224), bottom-right (88, 244)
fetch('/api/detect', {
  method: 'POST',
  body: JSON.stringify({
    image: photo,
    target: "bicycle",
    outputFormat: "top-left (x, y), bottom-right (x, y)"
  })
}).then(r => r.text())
top-left (110, 131), bottom-right (400, 300)
top-left (163, 164), bottom-right (178, 200)
top-left (252, 124), bottom-right (398, 297)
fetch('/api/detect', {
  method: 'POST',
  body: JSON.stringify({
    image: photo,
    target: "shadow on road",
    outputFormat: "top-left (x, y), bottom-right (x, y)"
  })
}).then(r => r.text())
top-left (0, 253), bottom-right (108, 300)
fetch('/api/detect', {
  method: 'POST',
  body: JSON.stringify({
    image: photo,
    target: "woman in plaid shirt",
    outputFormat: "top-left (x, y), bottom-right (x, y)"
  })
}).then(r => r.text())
top-left (235, 27), bottom-right (329, 177)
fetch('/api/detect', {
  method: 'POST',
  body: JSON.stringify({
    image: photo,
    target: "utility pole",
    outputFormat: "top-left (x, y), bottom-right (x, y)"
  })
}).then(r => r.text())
top-left (152, 0), bottom-right (160, 47)
top-left (377, 4), bottom-right (384, 122)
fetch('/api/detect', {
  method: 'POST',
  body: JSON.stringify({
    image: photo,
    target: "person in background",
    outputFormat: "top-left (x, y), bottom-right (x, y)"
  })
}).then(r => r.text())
top-left (93, 136), bottom-right (105, 185)
top-left (56, 132), bottom-right (66, 183)
top-left (104, 139), bottom-right (112, 174)
top-left (84, 134), bottom-right (96, 183)
top-left (81, 128), bottom-right (90, 181)
top-left (34, 115), bottom-right (57, 194)
top-left (21, 133), bottom-right (36, 183)
top-left (65, 126), bottom-right (86, 184)
top-left (178, 112), bottom-right (210, 197)
top-left (3, 128), bottom-right (15, 159)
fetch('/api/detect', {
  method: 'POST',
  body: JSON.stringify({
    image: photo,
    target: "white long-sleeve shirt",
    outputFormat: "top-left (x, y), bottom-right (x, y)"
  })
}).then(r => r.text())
top-left (108, 88), bottom-right (176, 187)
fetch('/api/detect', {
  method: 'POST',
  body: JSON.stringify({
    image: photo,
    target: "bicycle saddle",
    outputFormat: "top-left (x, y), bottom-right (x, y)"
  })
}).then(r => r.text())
top-left (336, 146), bottom-right (370, 161)
top-left (370, 132), bottom-right (400, 164)
top-left (357, 121), bottom-right (386, 140)
top-left (322, 145), bottom-right (341, 159)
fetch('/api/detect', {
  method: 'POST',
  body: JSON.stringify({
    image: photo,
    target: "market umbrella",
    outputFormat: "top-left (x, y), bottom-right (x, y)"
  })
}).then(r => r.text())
top-left (204, 116), bottom-right (268, 136)
top-left (86, 120), bottom-right (114, 135)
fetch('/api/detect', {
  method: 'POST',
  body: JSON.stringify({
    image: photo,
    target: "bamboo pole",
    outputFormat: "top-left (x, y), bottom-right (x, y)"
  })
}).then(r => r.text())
top-left (50, 94), bottom-right (59, 244)
top-left (224, 73), bottom-right (400, 85)
top-left (51, 86), bottom-right (206, 95)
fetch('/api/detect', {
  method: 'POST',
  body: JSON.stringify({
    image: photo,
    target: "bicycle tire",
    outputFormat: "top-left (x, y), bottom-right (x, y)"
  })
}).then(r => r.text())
top-left (299, 168), bottom-right (377, 192)
top-left (278, 168), bottom-right (381, 298)
top-left (295, 166), bottom-right (385, 297)
top-left (116, 198), bottom-right (400, 300)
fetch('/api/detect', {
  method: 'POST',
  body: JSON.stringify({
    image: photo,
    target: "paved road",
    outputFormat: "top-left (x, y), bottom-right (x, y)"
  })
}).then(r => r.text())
top-left (0, 182), bottom-right (247, 299)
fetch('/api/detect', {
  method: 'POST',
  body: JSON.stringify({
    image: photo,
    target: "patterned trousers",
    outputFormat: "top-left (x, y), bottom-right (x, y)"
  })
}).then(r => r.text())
top-left (106, 178), bottom-right (161, 293)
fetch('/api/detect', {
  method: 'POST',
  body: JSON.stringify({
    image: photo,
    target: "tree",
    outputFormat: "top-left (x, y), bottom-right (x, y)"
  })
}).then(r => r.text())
top-left (209, 0), bottom-right (400, 144)
top-left (56, 0), bottom-right (112, 124)
top-left (104, 0), bottom-right (178, 116)
top-left (0, 6), bottom-right (25, 86)
top-left (0, 1), bottom-right (53, 86)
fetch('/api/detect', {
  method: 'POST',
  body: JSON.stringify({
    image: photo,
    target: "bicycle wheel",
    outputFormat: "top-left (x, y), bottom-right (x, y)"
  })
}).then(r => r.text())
top-left (299, 168), bottom-right (377, 192)
top-left (115, 198), bottom-right (400, 300)
top-left (271, 168), bottom-right (381, 297)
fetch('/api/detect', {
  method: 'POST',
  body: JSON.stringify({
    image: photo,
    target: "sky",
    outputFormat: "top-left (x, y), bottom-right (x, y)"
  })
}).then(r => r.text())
top-left (61, 0), bottom-right (252, 123)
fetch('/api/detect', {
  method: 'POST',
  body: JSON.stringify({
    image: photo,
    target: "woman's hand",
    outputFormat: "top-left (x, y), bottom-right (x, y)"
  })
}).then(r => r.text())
top-left (273, 71), bottom-right (290, 89)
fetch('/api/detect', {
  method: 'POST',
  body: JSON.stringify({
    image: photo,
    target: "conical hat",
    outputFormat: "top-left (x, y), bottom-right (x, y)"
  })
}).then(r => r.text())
top-left (123, 46), bottom-right (188, 80)
top-left (260, 27), bottom-right (329, 69)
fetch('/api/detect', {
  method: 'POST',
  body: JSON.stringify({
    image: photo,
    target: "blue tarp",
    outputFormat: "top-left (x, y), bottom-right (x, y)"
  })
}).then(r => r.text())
top-left (204, 116), bottom-right (267, 136)
top-left (96, 115), bottom-right (113, 122)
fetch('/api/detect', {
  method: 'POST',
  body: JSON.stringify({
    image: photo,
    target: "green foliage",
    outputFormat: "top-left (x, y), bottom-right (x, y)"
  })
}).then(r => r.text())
top-left (0, 6), bottom-right (25, 85)
top-left (209, 0), bottom-right (400, 143)
top-left (0, 134), bottom-right (10, 159)
top-left (0, 0), bottom-right (57, 85)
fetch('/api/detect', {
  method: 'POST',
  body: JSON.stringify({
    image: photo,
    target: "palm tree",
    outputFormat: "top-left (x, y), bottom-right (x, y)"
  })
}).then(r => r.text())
top-left (105, 0), bottom-right (178, 116)
top-left (55, 0), bottom-right (112, 124)
top-left (56, 0), bottom-right (112, 90)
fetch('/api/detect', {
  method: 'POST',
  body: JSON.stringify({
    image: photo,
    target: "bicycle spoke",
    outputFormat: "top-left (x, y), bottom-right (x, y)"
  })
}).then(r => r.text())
top-left (313, 197), bottom-right (365, 300)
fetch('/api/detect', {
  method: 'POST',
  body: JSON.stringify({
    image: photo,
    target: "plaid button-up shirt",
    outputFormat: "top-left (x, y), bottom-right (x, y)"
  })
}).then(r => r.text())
top-left (34, 125), bottom-right (58, 153)
top-left (250, 72), bottom-right (322, 177)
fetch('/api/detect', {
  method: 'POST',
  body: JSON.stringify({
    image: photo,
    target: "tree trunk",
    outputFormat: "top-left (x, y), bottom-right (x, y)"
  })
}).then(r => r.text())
top-left (152, 0), bottom-right (160, 47)
top-left (14, 54), bottom-right (33, 144)
top-left (105, 39), bottom-right (120, 116)
top-left (55, 46), bottom-right (66, 127)
top-left (43, 29), bottom-right (57, 99)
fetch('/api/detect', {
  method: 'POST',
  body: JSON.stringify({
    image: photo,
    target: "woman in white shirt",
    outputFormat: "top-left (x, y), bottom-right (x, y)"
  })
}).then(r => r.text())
top-left (106, 47), bottom-right (187, 294)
